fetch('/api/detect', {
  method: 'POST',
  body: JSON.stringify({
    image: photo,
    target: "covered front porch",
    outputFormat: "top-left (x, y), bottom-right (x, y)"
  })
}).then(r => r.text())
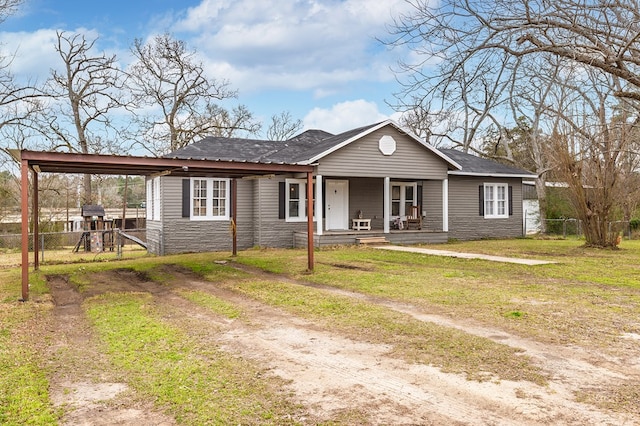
top-left (308, 175), bottom-right (449, 236)
top-left (293, 228), bottom-right (448, 248)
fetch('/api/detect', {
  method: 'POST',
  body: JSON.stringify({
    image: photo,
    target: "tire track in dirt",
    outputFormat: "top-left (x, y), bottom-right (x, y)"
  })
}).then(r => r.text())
top-left (46, 275), bottom-right (175, 426)
top-left (220, 262), bottom-right (640, 425)
top-left (47, 265), bottom-right (639, 425)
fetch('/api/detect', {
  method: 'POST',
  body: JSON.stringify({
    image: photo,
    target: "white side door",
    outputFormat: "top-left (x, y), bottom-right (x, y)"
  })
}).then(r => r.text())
top-left (325, 180), bottom-right (349, 230)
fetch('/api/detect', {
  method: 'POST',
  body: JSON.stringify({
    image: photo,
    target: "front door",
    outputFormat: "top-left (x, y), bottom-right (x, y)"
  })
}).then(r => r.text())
top-left (326, 180), bottom-right (349, 230)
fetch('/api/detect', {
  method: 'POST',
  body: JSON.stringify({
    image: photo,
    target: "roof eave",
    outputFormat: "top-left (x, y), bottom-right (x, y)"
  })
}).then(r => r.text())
top-left (448, 171), bottom-right (538, 179)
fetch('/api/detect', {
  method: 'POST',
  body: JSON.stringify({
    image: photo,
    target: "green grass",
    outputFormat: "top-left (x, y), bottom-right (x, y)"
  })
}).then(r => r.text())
top-left (177, 289), bottom-right (243, 319)
top-left (2, 238), bottom-right (640, 421)
top-left (0, 302), bottom-right (58, 425)
top-left (85, 292), bottom-right (300, 425)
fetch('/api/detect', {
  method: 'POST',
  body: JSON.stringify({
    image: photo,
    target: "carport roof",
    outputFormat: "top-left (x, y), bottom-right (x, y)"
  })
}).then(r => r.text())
top-left (15, 149), bottom-right (314, 177)
top-left (16, 149), bottom-right (316, 302)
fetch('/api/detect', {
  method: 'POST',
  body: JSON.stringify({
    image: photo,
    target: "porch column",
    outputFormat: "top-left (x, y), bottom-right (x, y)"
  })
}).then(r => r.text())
top-left (20, 159), bottom-right (29, 301)
top-left (383, 176), bottom-right (390, 233)
top-left (231, 178), bottom-right (237, 256)
top-left (442, 178), bottom-right (449, 232)
top-left (306, 171), bottom-right (314, 270)
top-left (316, 175), bottom-right (323, 236)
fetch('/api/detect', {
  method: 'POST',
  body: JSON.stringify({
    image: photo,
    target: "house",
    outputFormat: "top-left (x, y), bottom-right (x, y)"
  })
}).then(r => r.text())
top-left (146, 120), bottom-right (536, 254)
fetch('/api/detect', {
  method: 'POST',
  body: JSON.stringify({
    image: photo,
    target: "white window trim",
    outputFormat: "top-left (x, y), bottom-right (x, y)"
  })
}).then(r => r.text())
top-left (152, 177), bottom-right (161, 220)
top-left (484, 183), bottom-right (509, 219)
top-left (390, 182), bottom-right (418, 220)
top-left (285, 178), bottom-right (315, 222)
top-left (190, 177), bottom-right (230, 221)
top-left (146, 179), bottom-right (153, 221)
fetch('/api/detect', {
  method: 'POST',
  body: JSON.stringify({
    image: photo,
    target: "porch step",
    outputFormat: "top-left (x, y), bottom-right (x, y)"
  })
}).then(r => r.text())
top-left (356, 236), bottom-right (390, 245)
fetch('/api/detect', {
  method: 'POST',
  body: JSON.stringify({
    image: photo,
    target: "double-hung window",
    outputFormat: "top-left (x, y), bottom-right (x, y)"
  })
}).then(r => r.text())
top-left (483, 183), bottom-right (508, 218)
top-left (285, 178), bottom-right (315, 222)
top-left (190, 177), bottom-right (230, 220)
top-left (390, 182), bottom-right (417, 218)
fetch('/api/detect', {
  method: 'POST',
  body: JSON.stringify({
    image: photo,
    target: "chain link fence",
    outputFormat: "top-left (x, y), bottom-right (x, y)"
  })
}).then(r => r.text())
top-left (539, 219), bottom-right (638, 239)
top-left (0, 229), bottom-right (147, 262)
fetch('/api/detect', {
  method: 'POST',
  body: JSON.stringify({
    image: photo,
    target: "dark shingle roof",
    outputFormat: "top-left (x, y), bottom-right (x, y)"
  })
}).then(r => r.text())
top-left (167, 137), bottom-right (284, 163)
top-left (439, 148), bottom-right (535, 177)
top-left (164, 123), bottom-right (383, 164)
top-left (164, 122), bottom-right (534, 177)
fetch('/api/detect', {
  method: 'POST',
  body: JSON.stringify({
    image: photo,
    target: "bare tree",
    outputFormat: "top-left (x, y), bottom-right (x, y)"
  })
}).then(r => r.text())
top-left (127, 33), bottom-right (260, 154)
top-left (0, 0), bottom-right (47, 167)
top-left (392, 0), bottom-right (640, 103)
top-left (36, 31), bottom-right (127, 204)
top-left (0, 0), bottom-right (20, 20)
top-left (549, 68), bottom-right (638, 247)
top-left (266, 111), bottom-right (303, 141)
top-left (389, 0), bottom-right (640, 245)
top-left (391, 43), bottom-right (514, 152)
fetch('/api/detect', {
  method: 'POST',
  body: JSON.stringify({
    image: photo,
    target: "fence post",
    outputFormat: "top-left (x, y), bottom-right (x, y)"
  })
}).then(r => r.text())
top-left (563, 219), bottom-right (566, 238)
top-left (40, 233), bottom-right (45, 263)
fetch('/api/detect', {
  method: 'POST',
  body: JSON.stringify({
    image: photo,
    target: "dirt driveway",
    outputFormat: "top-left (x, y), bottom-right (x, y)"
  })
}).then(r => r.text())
top-left (46, 264), bottom-right (640, 425)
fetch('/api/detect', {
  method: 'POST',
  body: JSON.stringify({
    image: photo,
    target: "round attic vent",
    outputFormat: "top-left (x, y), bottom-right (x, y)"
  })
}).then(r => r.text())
top-left (379, 135), bottom-right (396, 156)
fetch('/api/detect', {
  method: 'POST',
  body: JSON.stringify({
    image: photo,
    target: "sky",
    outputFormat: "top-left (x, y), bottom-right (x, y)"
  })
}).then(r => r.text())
top-left (1, 0), bottom-right (417, 136)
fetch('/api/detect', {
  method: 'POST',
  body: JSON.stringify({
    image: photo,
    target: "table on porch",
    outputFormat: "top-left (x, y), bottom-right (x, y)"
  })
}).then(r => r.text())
top-left (352, 218), bottom-right (371, 230)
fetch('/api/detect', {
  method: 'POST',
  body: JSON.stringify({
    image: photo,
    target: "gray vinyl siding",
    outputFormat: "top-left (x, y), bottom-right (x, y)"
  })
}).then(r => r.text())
top-left (158, 176), bottom-right (254, 254)
top-left (447, 175), bottom-right (524, 240)
top-left (317, 128), bottom-right (448, 179)
top-left (423, 180), bottom-right (443, 230)
top-left (254, 177), bottom-right (309, 248)
top-left (146, 220), bottom-right (163, 255)
top-left (347, 177), bottom-right (385, 229)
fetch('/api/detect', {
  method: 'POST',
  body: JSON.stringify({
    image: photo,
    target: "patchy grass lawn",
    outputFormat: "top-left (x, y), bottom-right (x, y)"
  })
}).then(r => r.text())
top-left (234, 239), bottom-right (640, 350)
top-left (1, 237), bottom-right (639, 423)
top-left (85, 292), bottom-right (301, 425)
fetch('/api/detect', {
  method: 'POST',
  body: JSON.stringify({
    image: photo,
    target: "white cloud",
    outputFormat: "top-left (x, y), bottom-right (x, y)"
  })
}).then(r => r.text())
top-left (303, 99), bottom-right (390, 133)
top-left (173, 0), bottom-right (412, 94)
top-left (0, 29), bottom-right (60, 80)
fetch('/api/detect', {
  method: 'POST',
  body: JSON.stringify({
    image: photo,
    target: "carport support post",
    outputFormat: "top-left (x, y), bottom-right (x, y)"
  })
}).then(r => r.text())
top-left (20, 159), bottom-right (29, 301)
top-left (306, 171), bottom-right (314, 271)
top-left (33, 168), bottom-right (39, 270)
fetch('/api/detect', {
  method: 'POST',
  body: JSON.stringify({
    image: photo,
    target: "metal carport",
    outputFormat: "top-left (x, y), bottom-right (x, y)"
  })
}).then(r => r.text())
top-left (16, 150), bottom-right (316, 301)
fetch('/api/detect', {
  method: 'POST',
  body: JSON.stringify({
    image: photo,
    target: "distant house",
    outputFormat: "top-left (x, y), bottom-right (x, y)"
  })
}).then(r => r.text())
top-left (145, 120), bottom-right (536, 254)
